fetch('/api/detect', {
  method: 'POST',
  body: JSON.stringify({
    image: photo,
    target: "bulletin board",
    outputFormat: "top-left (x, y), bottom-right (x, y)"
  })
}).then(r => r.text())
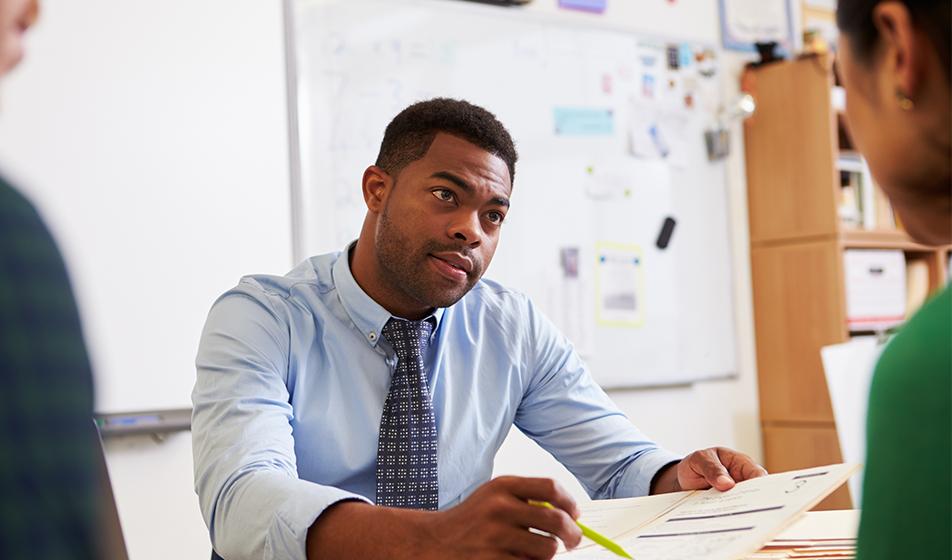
top-left (286, 0), bottom-right (738, 387)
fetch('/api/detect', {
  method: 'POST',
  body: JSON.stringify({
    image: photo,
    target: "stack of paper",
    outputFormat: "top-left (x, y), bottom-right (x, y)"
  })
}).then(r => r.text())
top-left (744, 510), bottom-right (859, 559)
top-left (558, 464), bottom-right (858, 560)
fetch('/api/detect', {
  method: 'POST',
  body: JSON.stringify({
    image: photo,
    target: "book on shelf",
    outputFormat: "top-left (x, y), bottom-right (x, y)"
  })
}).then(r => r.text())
top-left (906, 258), bottom-right (931, 318)
top-left (837, 152), bottom-right (896, 231)
top-left (830, 85), bottom-right (846, 114)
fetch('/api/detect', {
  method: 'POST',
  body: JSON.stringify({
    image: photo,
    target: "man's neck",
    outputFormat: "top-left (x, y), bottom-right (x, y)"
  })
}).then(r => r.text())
top-left (348, 241), bottom-right (434, 320)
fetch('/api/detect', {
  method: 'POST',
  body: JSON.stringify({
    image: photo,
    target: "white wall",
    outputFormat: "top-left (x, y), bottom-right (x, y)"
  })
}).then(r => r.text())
top-left (103, 434), bottom-right (209, 560)
top-left (0, 1), bottom-right (763, 559)
top-left (0, 1), bottom-right (290, 558)
top-left (0, 0), bottom-right (293, 415)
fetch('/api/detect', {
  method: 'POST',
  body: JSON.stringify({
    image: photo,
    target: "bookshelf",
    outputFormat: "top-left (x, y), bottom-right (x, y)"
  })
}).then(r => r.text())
top-left (741, 54), bottom-right (951, 510)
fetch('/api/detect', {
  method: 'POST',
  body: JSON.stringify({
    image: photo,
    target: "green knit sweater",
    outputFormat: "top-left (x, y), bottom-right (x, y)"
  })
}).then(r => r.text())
top-left (857, 284), bottom-right (951, 559)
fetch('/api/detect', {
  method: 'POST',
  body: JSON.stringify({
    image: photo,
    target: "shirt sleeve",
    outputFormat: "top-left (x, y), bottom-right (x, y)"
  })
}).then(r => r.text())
top-left (513, 297), bottom-right (682, 499)
top-left (192, 284), bottom-right (371, 560)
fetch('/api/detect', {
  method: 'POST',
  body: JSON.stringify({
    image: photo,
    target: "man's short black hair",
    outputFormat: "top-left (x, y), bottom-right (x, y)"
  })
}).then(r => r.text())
top-left (375, 98), bottom-right (518, 185)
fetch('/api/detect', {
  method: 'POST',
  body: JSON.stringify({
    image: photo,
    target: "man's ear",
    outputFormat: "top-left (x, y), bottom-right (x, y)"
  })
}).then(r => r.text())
top-left (362, 165), bottom-right (391, 213)
top-left (872, 2), bottom-right (922, 100)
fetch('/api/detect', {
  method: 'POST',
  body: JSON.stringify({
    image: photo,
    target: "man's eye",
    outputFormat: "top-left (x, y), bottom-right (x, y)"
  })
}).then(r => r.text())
top-left (432, 189), bottom-right (454, 202)
top-left (487, 211), bottom-right (505, 224)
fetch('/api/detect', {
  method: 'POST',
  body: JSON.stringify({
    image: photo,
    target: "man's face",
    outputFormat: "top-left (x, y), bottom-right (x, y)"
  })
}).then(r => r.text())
top-left (0, 0), bottom-right (38, 75)
top-left (374, 132), bottom-right (512, 310)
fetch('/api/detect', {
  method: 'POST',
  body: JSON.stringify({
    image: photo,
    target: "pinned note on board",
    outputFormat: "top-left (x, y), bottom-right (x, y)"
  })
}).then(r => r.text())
top-left (554, 107), bottom-right (614, 136)
top-left (595, 242), bottom-right (644, 328)
top-left (458, 0), bottom-right (534, 5)
top-left (559, 0), bottom-right (607, 13)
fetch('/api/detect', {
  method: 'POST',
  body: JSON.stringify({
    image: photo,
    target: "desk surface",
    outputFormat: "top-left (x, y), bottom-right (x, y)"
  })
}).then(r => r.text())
top-left (778, 510), bottom-right (859, 540)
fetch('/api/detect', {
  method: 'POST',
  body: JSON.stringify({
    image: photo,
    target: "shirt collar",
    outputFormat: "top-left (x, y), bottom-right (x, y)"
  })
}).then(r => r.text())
top-left (332, 241), bottom-right (444, 348)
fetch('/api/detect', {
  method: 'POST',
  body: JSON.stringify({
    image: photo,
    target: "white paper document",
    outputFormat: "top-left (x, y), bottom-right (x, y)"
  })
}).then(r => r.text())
top-left (771, 509), bottom-right (859, 542)
top-left (821, 337), bottom-right (884, 505)
top-left (744, 510), bottom-right (859, 559)
top-left (558, 464), bottom-right (858, 560)
top-left (557, 492), bottom-right (690, 554)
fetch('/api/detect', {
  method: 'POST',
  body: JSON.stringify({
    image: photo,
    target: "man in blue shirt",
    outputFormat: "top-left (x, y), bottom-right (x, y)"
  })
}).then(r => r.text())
top-left (192, 98), bottom-right (766, 560)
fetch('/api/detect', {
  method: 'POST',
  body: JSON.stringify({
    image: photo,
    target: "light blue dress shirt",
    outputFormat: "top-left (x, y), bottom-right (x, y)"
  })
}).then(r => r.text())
top-left (192, 246), bottom-right (681, 560)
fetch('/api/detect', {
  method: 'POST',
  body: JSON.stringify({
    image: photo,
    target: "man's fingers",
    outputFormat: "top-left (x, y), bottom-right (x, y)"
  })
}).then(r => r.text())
top-left (499, 528), bottom-right (561, 560)
top-left (514, 501), bottom-right (583, 549)
top-left (693, 449), bottom-right (735, 490)
top-left (719, 448), bottom-right (768, 482)
top-left (678, 447), bottom-right (767, 492)
top-left (733, 458), bottom-right (768, 481)
top-left (496, 476), bottom-right (580, 520)
top-left (487, 476), bottom-right (583, 552)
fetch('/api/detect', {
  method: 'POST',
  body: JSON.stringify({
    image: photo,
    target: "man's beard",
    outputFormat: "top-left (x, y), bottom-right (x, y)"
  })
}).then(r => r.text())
top-left (375, 204), bottom-right (482, 311)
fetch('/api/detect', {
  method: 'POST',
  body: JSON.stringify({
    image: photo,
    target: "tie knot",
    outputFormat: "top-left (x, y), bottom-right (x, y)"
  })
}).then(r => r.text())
top-left (382, 317), bottom-right (434, 351)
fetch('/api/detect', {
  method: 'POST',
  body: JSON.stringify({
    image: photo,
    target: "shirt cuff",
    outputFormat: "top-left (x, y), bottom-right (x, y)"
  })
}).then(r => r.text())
top-left (614, 448), bottom-right (684, 498)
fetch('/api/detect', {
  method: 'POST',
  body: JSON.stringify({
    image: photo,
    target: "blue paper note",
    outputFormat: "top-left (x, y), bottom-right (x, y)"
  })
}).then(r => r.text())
top-left (679, 43), bottom-right (693, 68)
top-left (553, 107), bottom-right (614, 136)
top-left (559, 0), bottom-right (607, 14)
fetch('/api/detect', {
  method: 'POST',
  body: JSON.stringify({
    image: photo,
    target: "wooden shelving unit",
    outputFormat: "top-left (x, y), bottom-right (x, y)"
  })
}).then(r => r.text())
top-left (840, 228), bottom-right (943, 251)
top-left (742, 54), bottom-right (951, 510)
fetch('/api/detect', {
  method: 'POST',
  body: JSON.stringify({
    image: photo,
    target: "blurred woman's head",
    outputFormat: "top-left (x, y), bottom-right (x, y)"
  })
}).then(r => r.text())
top-left (0, 0), bottom-right (38, 76)
top-left (837, 0), bottom-right (950, 245)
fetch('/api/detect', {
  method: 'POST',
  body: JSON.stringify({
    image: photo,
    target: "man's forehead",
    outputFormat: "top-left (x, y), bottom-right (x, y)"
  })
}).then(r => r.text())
top-left (420, 133), bottom-right (512, 191)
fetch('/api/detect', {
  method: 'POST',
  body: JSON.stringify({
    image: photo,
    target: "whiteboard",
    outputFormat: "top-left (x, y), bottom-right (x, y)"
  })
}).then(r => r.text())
top-left (287, 0), bottom-right (738, 387)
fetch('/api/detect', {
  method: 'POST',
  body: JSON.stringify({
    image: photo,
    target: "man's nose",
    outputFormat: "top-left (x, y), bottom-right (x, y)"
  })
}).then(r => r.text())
top-left (447, 211), bottom-right (482, 247)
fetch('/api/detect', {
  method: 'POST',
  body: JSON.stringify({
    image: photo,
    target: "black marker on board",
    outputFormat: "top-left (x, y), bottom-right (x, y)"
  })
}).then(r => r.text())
top-left (656, 216), bottom-right (677, 250)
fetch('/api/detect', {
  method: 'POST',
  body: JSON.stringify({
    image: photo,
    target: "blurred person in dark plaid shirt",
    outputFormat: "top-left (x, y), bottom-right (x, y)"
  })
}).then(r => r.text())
top-left (0, 1), bottom-right (99, 558)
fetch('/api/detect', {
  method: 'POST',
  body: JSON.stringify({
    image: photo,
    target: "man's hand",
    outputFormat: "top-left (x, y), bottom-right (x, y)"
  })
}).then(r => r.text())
top-left (651, 447), bottom-right (768, 494)
top-left (307, 476), bottom-right (583, 560)
top-left (427, 476), bottom-right (583, 559)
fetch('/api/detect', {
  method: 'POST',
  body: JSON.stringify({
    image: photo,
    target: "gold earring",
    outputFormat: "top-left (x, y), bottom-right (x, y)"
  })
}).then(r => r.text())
top-left (896, 90), bottom-right (915, 111)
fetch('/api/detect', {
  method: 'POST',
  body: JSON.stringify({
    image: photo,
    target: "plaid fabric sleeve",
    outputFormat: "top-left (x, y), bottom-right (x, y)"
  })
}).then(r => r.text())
top-left (0, 177), bottom-right (97, 560)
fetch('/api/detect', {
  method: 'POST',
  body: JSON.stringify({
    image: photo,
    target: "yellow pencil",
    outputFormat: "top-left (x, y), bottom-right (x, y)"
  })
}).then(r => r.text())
top-left (528, 500), bottom-right (634, 559)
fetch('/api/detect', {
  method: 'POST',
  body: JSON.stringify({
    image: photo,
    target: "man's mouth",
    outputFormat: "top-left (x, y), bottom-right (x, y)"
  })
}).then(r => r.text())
top-left (428, 253), bottom-right (473, 282)
top-left (430, 252), bottom-right (474, 274)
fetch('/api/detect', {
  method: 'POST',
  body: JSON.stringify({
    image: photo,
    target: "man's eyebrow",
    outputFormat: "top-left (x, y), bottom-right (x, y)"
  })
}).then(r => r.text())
top-left (490, 196), bottom-right (510, 209)
top-left (431, 171), bottom-right (472, 192)
top-left (431, 171), bottom-right (510, 208)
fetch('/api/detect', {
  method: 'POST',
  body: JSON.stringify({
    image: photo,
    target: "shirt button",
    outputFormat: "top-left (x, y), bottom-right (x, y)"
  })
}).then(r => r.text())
top-left (368, 332), bottom-right (377, 341)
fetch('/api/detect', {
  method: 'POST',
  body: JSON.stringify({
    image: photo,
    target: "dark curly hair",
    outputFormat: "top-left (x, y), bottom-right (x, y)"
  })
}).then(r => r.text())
top-left (837, 0), bottom-right (950, 83)
top-left (375, 98), bottom-right (518, 186)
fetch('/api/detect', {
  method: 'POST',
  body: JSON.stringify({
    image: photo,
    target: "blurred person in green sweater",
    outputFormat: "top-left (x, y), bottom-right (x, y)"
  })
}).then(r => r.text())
top-left (1, 1), bottom-right (116, 558)
top-left (835, 0), bottom-right (950, 558)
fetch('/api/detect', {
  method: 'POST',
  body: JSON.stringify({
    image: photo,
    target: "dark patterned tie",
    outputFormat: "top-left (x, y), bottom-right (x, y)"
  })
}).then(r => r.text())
top-left (376, 317), bottom-right (439, 510)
